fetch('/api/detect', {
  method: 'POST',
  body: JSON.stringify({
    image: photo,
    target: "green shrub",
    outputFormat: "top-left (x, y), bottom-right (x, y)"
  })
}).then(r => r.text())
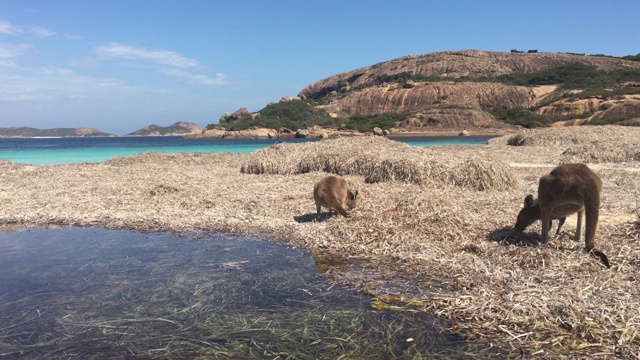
top-left (588, 111), bottom-right (640, 125)
top-left (372, 72), bottom-right (441, 85)
top-left (209, 100), bottom-right (406, 133)
top-left (213, 100), bottom-right (335, 131)
top-left (491, 108), bottom-right (555, 128)
top-left (563, 87), bottom-right (640, 101)
top-left (495, 63), bottom-right (640, 89)
top-left (622, 53), bottom-right (640, 62)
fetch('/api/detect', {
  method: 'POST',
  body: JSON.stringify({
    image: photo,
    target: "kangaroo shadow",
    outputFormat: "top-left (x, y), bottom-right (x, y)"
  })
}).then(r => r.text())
top-left (293, 212), bottom-right (337, 223)
top-left (487, 226), bottom-right (541, 247)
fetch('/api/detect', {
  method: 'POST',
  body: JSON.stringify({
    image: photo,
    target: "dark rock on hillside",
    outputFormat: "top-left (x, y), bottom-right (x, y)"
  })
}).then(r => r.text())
top-left (219, 108), bottom-right (250, 124)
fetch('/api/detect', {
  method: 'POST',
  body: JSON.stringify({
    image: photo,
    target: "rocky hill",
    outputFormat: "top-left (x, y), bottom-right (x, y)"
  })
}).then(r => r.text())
top-left (126, 122), bottom-right (201, 136)
top-left (299, 50), bottom-right (640, 99)
top-left (298, 50), bottom-right (640, 131)
top-left (0, 126), bottom-right (116, 138)
top-left (204, 50), bottom-right (640, 138)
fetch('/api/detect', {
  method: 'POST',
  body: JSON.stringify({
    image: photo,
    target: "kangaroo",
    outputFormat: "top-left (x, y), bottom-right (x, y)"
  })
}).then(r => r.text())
top-left (313, 175), bottom-right (358, 217)
top-left (514, 194), bottom-right (582, 240)
top-left (513, 164), bottom-right (610, 268)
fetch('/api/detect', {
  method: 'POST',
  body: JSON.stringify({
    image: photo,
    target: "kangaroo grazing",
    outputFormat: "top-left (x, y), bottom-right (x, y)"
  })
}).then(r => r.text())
top-left (513, 163), bottom-right (610, 268)
top-left (514, 194), bottom-right (582, 240)
top-left (313, 175), bottom-right (358, 217)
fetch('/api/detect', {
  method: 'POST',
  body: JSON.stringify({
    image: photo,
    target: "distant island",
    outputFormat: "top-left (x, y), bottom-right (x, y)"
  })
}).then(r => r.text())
top-left (0, 122), bottom-right (201, 138)
top-left (0, 126), bottom-right (117, 138)
top-left (125, 121), bottom-right (201, 136)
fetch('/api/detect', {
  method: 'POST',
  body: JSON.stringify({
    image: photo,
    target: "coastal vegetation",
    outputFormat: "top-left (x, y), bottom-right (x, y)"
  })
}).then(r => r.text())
top-left (589, 110), bottom-right (640, 126)
top-left (217, 100), bottom-right (335, 132)
top-left (622, 53), bottom-right (640, 62)
top-left (490, 62), bottom-right (640, 89)
top-left (213, 99), bottom-right (405, 132)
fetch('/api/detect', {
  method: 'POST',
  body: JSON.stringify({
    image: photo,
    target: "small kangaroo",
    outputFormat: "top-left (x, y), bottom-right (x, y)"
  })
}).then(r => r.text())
top-left (513, 163), bottom-right (610, 268)
top-left (313, 175), bottom-right (358, 217)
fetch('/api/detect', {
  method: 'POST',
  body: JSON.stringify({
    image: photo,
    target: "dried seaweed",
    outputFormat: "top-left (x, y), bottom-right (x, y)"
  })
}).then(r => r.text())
top-left (241, 136), bottom-right (517, 191)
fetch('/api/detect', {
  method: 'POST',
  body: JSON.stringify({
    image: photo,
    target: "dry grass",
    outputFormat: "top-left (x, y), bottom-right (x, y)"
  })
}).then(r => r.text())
top-left (242, 136), bottom-right (516, 191)
top-left (495, 126), bottom-right (640, 164)
top-left (558, 141), bottom-right (640, 164)
top-left (1, 126), bottom-right (639, 358)
top-left (490, 125), bottom-right (640, 148)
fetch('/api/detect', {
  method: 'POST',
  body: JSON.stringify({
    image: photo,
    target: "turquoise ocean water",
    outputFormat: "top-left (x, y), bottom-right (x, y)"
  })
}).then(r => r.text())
top-left (0, 135), bottom-right (497, 165)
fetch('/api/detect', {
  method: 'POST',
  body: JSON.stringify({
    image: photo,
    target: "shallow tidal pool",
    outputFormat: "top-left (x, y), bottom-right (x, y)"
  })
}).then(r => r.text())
top-left (0, 228), bottom-right (490, 359)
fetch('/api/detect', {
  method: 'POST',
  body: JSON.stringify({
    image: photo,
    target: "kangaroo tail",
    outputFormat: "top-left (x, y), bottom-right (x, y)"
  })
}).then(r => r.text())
top-left (590, 249), bottom-right (611, 269)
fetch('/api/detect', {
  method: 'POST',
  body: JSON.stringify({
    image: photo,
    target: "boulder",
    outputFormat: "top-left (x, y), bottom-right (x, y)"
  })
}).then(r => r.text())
top-left (279, 127), bottom-right (295, 138)
top-left (295, 129), bottom-right (308, 138)
top-left (220, 108), bottom-right (249, 123)
top-left (219, 112), bottom-right (231, 123)
top-left (400, 117), bottom-right (423, 128)
top-left (372, 127), bottom-right (385, 136)
top-left (403, 80), bottom-right (416, 88)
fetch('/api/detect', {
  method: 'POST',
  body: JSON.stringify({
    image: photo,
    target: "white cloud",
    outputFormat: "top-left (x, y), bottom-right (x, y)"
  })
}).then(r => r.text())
top-left (0, 21), bottom-right (22, 35)
top-left (30, 26), bottom-right (56, 38)
top-left (1, 21), bottom-right (62, 38)
top-left (68, 56), bottom-right (99, 67)
top-left (0, 43), bottom-right (31, 58)
top-left (64, 33), bottom-right (83, 40)
top-left (160, 68), bottom-right (229, 86)
top-left (0, 60), bottom-right (17, 67)
top-left (94, 43), bottom-right (200, 68)
top-left (41, 66), bottom-right (74, 76)
top-left (0, 65), bottom-right (133, 103)
top-left (1, 94), bottom-right (49, 102)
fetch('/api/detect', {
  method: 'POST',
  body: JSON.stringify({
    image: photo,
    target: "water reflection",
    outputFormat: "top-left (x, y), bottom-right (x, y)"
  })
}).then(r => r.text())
top-left (0, 228), bottom-right (484, 359)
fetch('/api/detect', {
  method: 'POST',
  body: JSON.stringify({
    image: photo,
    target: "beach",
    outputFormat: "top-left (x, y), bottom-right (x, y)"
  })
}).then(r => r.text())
top-left (1, 125), bottom-right (639, 358)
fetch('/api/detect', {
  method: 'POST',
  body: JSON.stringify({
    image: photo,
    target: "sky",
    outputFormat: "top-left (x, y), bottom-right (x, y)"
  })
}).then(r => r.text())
top-left (1, 1), bottom-right (639, 135)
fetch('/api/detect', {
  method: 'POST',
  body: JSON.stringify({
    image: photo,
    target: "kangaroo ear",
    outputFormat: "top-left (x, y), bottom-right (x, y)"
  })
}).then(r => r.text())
top-left (524, 194), bottom-right (534, 207)
top-left (352, 190), bottom-right (359, 199)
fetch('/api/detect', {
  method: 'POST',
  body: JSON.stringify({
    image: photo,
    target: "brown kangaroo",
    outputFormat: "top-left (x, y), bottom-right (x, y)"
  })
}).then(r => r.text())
top-left (513, 164), bottom-right (610, 268)
top-left (313, 175), bottom-right (358, 217)
top-left (514, 194), bottom-right (582, 240)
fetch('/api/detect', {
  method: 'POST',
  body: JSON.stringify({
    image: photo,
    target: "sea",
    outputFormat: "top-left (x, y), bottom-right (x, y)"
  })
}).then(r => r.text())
top-left (0, 135), bottom-right (497, 165)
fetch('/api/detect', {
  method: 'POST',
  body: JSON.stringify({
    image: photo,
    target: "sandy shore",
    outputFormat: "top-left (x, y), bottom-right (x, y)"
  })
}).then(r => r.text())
top-left (0, 125), bottom-right (638, 358)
